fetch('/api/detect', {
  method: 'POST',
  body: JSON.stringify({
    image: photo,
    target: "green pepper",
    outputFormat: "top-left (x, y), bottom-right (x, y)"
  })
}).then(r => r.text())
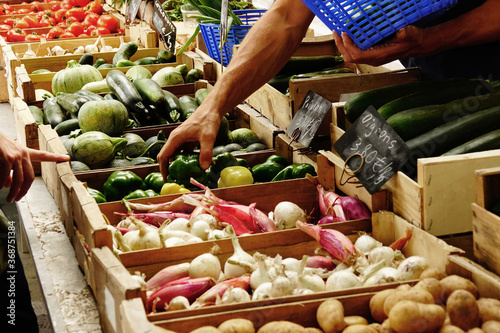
top-left (236, 157), bottom-right (248, 168)
top-left (87, 187), bottom-right (107, 203)
top-left (102, 170), bottom-right (147, 202)
top-left (144, 172), bottom-right (165, 193)
top-left (251, 155), bottom-right (290, 183)
top-left (217, 166), bottom-right (254, 188)
top-left (206, 152), bottom-right (240, 185)
top-left (123, 189), bottom-right (158, 200)
top-left (167, 154), bottom-right (208, 188)
top-left (271, 163), bottom-right (317, 182)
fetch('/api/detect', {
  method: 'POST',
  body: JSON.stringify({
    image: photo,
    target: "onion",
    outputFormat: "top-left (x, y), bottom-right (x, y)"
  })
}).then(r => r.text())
top-left (271, 275), bottom-right (294, 297)
top-left (189, 220), bottom-right (211, 240)
top-left (354, 234), bottom-right (382, 254)
top-left (224, 226), bottom-right (256, 278)
top-left (220, 287), bottom-right (250, 304)
top-left (317, 215), bottom-right (345, 225)
top-left (325, 270), bottom-right (361, 291)
top-left (363, 267), bottom-right (401, 286)
top-left (282, 257), bottom-right (301, 273)
top-left (252, 282), bottom-right (273, 301)
top-left (273, 201), bottom-right (306, 230)
top-left (191, 213), bottom-right (218, 229)
top-left (167, 296), bottom-right (190, 311)
top-left (189, 252), bottom-right (221, 280)
top-left (397, 256), bottom-right (428, 280)
top-left (165, 218), bottom-right (191, 232)
top-left (250, 253), bottom-right (275, 290)
top-left (122, 218), bottom-right (162, 250)
top-left (164, 237), bottom-right (187, 247)
top-left (368, 246), bottom-right (395, 266)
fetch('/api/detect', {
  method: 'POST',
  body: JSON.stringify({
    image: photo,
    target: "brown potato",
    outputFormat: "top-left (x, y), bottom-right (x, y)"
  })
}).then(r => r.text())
top-left (415, 278), bottom-right (444, 305)
top-left (218, 318), bottom-right (255, 333)
top-left (440, 325), bottom-right (465, 333)
top-left (368, 323), bottom-right (382, 333)
top-left (317, 299), bottom-right (347, 333)
top-left (478, 298), bottom-right (500, 323)
top-left (344, 316), bottom-right (369, 326)
top-left (440, 275), bottom-right (479, 302)
top-left (304, 328), bottom-right (323, 333)
top-left (370, 289), bottom-right (393, 323)
top-left (420, 267), bottom-right (447, 280)
top-left (257, 321), bottom-right (306, 333)
top-left (467, 329), bottom-right (484, 333)
top-left (343, 324), bottom-right (378, 333)
top-left (190, 327), bottom-right (221, 333)
top-left (383, 287), bottom-right (435, 316)
top-left (447, 290), bottom-right (480, 331)
top-left (388, 300), bottom-right (446, 333)
top-left (380, 319), bottom-right (394, 333)
top-left (482, 321), bottom-right (500, 333)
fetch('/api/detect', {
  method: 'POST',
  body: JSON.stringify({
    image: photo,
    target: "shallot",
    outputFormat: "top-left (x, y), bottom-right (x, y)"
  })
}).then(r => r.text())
top-left (224, 226), bottom-right (256, 278)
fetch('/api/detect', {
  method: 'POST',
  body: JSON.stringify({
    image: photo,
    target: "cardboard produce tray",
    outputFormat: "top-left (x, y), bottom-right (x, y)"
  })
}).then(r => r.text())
top-left (92, 210), bottom-right (461, 333)
top-left (329, 102), bottom-right (500, 236)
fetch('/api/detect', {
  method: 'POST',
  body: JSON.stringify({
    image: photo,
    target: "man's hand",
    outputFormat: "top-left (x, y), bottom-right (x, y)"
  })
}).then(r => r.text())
top-left (0, 133), bottom-right (70, 203)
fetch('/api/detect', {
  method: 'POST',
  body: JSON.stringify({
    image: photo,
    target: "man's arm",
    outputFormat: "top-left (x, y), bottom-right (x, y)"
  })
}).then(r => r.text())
top-left (158, 0), bottom-right (315, 176)
top-left (334, 0), bottom-right (500, 66)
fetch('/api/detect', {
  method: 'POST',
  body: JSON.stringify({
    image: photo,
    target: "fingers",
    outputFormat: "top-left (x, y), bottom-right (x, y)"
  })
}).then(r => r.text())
top-left (157, 131), bottom-right (183, 182)
top-left (333, 31), bottom-right (353, 63)
top-left (13, 155), bottom-right (35, 202)
top-left (28, 148), bottom-right (70, 162)
top-left (6, 153), bottom-right (34, 203)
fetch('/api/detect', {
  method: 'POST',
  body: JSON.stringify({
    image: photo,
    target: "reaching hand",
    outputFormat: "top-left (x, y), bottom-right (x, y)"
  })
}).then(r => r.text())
top-left (333, 25), bottom-right (427, 66)
top-left (0, 133), bottom-right (70, 203)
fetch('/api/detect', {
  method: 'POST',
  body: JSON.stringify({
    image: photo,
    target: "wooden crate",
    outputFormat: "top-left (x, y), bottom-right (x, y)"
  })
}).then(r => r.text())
top-left (329, 103), bottom-right (500, 236)
top-left (97, 210), bottom-right (460, 333)
top-left (274, 132), bottom-right (331, 169)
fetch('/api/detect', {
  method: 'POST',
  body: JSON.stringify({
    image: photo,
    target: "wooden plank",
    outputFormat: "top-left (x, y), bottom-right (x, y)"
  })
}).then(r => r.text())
top-left (120, 299), bottom-right (173, 333)
top-left (475, 166), bottom-right (500, 209)
top-left (245, 83), bottom-right (293, 126)
top-left (472, 203), bottom-right (500, 277)
top-left (274, 133), bottom-right (323, 167)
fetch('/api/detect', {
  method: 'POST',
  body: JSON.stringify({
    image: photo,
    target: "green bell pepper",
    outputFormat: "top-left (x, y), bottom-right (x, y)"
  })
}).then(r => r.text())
top-left (217, 166), bottom-right (254, 188)
top-left (251, 155), bottom-right (290, 183)
top-left (144, 172), bottom-right (165, 193)
top-left (271, 163), bottom-right (317, 182)
top-left (123, 189), bottom-right (158, 200)
top-left (87, 187), bottom-right (107, 203)
top-left (167, 154), bottom-right (208, 188)
top-left (102, 170), bottom-right (147, 202)
top-left (206, 152), bottom-right (240, 185)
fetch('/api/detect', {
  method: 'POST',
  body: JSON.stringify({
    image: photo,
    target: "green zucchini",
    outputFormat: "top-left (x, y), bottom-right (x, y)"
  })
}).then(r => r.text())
top-left (56, 92), bottom-right (90, 117)
top-left (106, 69), bottom-right (156, 125)
top-left (378, 79), bottom-right (493, 119)
top-left (112, 41), bottom-right (139, 67)
top-left (43, 97), bottom-right (66, 127)
top-left (195, 88), bottom-right (209, 105)
top-left (93, 58), bottom-right (106, 68)
top-left (104, 93), bottom-right (119, 100)
top-left (31, 69), bottom-right (51, 74)
top-left (134, 57), bottom-right (158, 65)
top-left (157, 49), bottom-right (175, 63)
top-left (179, 95), bottom-right (198, 120)
top-left (82, 79), bottom-right (111, 93)
top-left (276, 56), bottom-right (345, 77)
top-left (28, 105), bottom-right (44, 125)
top-left (387, 91), bottom-right (500, 141)
top-left (133, 78), bottom-right (169, 120)
top-left (75, 89), bottom-right (104, 101)
top-left (344, 78), bottom-right (469, 123)
top-left (54, 118), bottom-right (80, 136)
top-left (267, 74), bottom-right (292, 94)
top-left (163, 90), bottom-right (182, 122)
top-left (290, 67), bottom-right (354, 79)
top-left (78, 53), bottom-right (94, 66)
top-left (442, 129), bottom-right (500, 156)
top-left (116, 59), bottom-right (137, 67)
top-left (406, 105), bottom-right (500, 159)
top-left (185, 68), bottom-right (203, 83)
top-left (97, 63), bottom-right (115, 69)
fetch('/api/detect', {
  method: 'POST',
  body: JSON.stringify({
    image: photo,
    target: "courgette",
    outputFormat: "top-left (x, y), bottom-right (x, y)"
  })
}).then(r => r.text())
top-left (344, 78), bottom-right (469, 123)
top-left (112, 41), bottom-right (138, 67)
top-left (31, 69), bottom-right (51, 74)
top-left (276, 56), bottom-right (345, 77)
top-left (133, 78), bottom-right (169, 121)
top-left (78, 53), bottom-right (94, 66)
top-left (134, 57), bottom-right (158, 65)
top-left (442, 129), bottom-right (500, 156)
top-left (43, 96), bottom-right (66, 127)
top-left (56, 92), bottom-right (90, 117)
top-left (54, 118), bottom-right (81, 136)
top-left (93, 58), bottom-right (106, 68)
top-left (387, 91), bottom-right (500, 141)
top-left (267, 74), bottom-right (292, 94)
top-left (157, 49), bottom-right (175, 63)
top-left (290, 67), bottom-right (354, 79)
top-left (104, 93), bottom-right (119, 100)
top-left (195, 88), bottom-right (209, 105)
top-left (179, 95), bottom-right (198, 120)
top-left (82, 79), bottom-right (111, 93)
top-left (28, 105), bottom-right (44, 124)
top-left (75, 89), bottom-right (104, 101)
top-left (116, 59), bottom-right (137, 67)
top-left (185, 68), bottom-right (203, 83)
top-left (378, 79), bottom-right (493, 119)
top-left (98, 63), bottom-right (115, 69)
top-left (163, 90), bottom-right (182, 122)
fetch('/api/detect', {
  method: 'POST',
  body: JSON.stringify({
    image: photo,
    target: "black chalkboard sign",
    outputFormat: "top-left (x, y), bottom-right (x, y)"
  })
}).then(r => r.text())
top-left (152, 0), bottom-right (177, 53)
top-left (286, 90), bottom-right (332, 147)
top-left (333, 106), bottom-right (411, 194)
top-left (126, 0), bottom-right (142, 24)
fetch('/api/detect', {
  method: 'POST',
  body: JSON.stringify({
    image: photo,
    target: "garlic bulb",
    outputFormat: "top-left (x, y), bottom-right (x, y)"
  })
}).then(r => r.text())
top-left (23, 44), bottom-right (36, 58)
top-left (100, 45), bottom-right (113, 52)
top-left (73, 46), bottom-right (85, 55)
top-left (51, 45), bottom-right (66, 56)
top-left (85, 43), bottom-right (99, 53)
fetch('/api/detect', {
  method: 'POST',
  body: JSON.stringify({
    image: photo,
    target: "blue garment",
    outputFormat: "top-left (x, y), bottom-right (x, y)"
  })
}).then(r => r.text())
top-left (400, 0), bottom-right (500, 81)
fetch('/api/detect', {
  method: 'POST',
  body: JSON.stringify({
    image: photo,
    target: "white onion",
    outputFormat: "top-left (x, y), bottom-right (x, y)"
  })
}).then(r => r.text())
top-left (224, 226), bottom-right (256, 278)
top-left (368, 246), bottom-right (395, 266)
top-left (166, 218), bottom-right (191, 232)
top-left (282, 257), bottom-right (301, 272)
top-left (271, 276), bottom-right (294, 297)
top-left (191, 214), bottom-right (218, 229)
top-left (167, 296), bottom-right (190, 311)
top-left (397, 256), bottom-right (428, 280)
top-left (189, 253), bottom-right (221, 279)
top-left (164, 237), bottom-right (187, 247)
top-left (354, 234), bottom-right (382, 254)
top-left (325, 270), bottom-right (361, 291)
top-left (122, 218), bottom-right (162, 250)
top-left (189, 220), bottom-right (211, 240)
top-left (364, 267), bottom-right (401, 286)
top-left (273, 201), bottom-right (306, 230)
top-left (220, 287), bottom-right (250, 304)
top-left (252, 282), bottom-right (273, 301)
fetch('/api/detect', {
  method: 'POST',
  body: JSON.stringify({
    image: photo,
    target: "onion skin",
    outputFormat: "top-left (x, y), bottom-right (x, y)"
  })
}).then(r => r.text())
top-left (306, 255), bottom-right (336, 271)
top-left (340, 196), bottom-right (371, 220)
top-left (114, 211), bottom-right (191, 227)
top-left (191, 275), bottom-right (250, 308)
top-left (146, 262), bottom-right (190, 291)
top-left (318, 215), bottom-right (345, 225)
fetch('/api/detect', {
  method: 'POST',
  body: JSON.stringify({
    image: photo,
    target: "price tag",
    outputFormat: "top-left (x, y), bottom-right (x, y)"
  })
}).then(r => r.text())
top-left (152, 0), bottom-right (177, 53)
top-left (126, 0), bottom-right (142, 25)
top-left (286, 91), bottom-right (332, 147)
top-left (333, 106), bottom-right (411, 194)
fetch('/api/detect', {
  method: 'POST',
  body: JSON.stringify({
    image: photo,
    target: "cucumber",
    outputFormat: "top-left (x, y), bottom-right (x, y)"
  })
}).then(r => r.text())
top-left (54, 118), bottom-right (80, 136)
top-left (378, 79), bottom-right (493, 119)
top-left (267, 74), bottom-right (292, 94)
top-left (178, 95), bottom-right (198, 120)
top-left (157, 49), bottom-right (175, 63)
top-left (104, 93), bottom-right (119, 100)
top-left (28, 105), bottom-right (44, 124)
top-left (116, 59), bottom-right (137, 67)
top-left (75, 89), bottom-right (104, 101)
top-left (93, 58), bottom-right (106, 68)
top-left (78, 53), bottom-right (94, 66)
top-left (185, 68), bottom-right (203, 83)
top-left (442, 129), bottom-right (500, 156)
top-left (98, 63), bottom-right (115, 69)
top-left (82, 79), bottom-right (111, 93)
top-left (195, 88), bottom-right (209, 105)
top-left (112, 41), bottom-right (138, 67)
top-left (43, 96), bottom-right (66, 127)
top-left (163, 90), bottom-right (182, 122)
top-left (388, 91), bottom-right (500, 141)
top-left (134, 57), bottom-right (158, 65)
top-left (406, 105), bottom-right (500, 158)
top-left (56, 93), bottom-right (90, 117)
top-left (344, 78), bottom-right (469, 123)
top-left (133, 78), bottom-right (169, 120)
top-left (290, 67), bottom-right (354, 79)
top-left (276, 56), bottom-right (345, 77)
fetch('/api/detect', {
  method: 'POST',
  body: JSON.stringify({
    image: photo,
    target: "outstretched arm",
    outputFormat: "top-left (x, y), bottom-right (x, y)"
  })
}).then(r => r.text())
top-left (158, 0), bottom-right (315, 178)
top-left (334, 0), bottom-right (500, 66)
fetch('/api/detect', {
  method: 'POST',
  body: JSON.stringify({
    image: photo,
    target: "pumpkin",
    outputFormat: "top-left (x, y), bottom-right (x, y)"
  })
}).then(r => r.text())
top-left (52, 60), bottom-right (103, 95)
top-left (78, 100), bottom-right (129, 137)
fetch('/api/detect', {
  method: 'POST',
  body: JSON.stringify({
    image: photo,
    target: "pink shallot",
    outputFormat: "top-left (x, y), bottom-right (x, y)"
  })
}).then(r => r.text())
top-left (114, 211), bottom-right (190, 227)
top-left (190, 275), bottom-right (251, 308)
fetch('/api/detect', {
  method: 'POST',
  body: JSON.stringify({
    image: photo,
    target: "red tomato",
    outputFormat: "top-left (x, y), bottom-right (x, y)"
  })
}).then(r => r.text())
top-left (65, 16), bottom-right (80, 25)
top-left (39, 17), bottom-right (56, 27)
top-left (85, 1), bottom-right (102, 15)
top-left (97, 14), bottom-right (118, 33)
top-left (68, 0), bottom-right (79, 7)
top-left (25, 32), bottom-right (41, 41)
top-left (3, 18), bottom-right (14, 27)
top-left (54, 9), bottom-right (67, 23)
top-left (17, 8), bottom-right (31, 14)
top-left (78, 33), bottom-right (89, 37)
top-left (3, 4), bottom-right (12, 12)
top-left (83, 12), bottom-right (99, 26)
top-left (66, 7), bottom-right (85, 21)
top-left (0, 24), bottom-right (11, 30)
top-left (67, 21), bottom-right (84, 36)
top-left (76, 0), bottom-right (91, 8)
top-left (116, 28), bottom-right (124, 34)
top-left (84, 24), bottom-right (96, 35)
top-left (13, 18), bottom-right (30, 30)
top-left (51, 3), bottom-right (61, 12)
top-left (30, 1), bottom-right (43, 13)
top-left (47, 26), bottom-right (64, 39)
top-left (60, 1), bottom-right (72, 10)
top-left (56, 21), bottom-right (66, 27)
top-left (61, 31), bottom-right (75, 38)
top-left (22, 15), bottom-right (38, 28)
top-left (6, 28), bottom-right (26, 42)
top-left (91, 26), bottom-right (109, 36)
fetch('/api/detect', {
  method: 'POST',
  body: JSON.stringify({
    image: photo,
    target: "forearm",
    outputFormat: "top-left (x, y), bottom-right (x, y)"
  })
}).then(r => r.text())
top-left (200, 0), bottom-right (315, 121)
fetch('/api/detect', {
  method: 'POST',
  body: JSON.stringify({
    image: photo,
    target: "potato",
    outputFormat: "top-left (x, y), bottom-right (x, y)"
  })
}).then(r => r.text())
top-left (304, 328), bottom-right (323, 333)
top-left (440, 275), bottom-right (479, 302)
top-left (218, 318), bottom-right (255, 333)
top-left (190, 327), bottom-right (221, 333)
top-left (317, 299), bottom-right (347, 333)
top-left (257, 321), bottom-right (306, 333)
top-left (380, 319), bottom-right (394, 333)
top-left (446, 290), bottom-right (480, 331)
top-left (439, 325), bottom-right (465, 333)
top-left (478, 298), bottom-right (500, 323)
top-left (345, 316), bottom-right (369, 326)
top-left (370, 289), bottom-right (393, 323)
top-left (343, 324), bottom-right (378, 333)
top-left (420, 267), bottom-right (447, 280)
top-left (482, 321), bottom-right (500, 333)
top-left (383, 287), bottom-right (435, 316)
top-left (388, 300), bottom-right (446, 333)
top-left (467, 329), bottom-right (484, 333)
top-left (415, 278), bottom-right (444, 304)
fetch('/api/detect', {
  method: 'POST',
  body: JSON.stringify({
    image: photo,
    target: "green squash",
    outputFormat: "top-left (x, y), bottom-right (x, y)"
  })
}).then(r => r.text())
top-left (119, 133), bottom-right (147, 158)
top-left (78, 100), bottom-right (129, 137)
top-left (151, 67), bottom-right (184, 86)
top-left (125, 66), bottom-right (152, 82)
top-left (52, 59), bottom-right (103, 95)
top-left (72, 131), bottom-right (127, 169)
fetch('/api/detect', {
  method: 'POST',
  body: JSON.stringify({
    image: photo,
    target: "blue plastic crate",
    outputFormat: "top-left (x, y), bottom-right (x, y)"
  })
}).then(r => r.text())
top-left (199, 9), bottom-right (266, 66)
top-left (302, 0), bottom-right (457, 50)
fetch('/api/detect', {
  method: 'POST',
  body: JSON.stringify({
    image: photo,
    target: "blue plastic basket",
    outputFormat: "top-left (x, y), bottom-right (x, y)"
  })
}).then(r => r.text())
top-left (199, 9), bottom-right (266, 66)
top-left (302, 0), bottom-right (457, 50)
